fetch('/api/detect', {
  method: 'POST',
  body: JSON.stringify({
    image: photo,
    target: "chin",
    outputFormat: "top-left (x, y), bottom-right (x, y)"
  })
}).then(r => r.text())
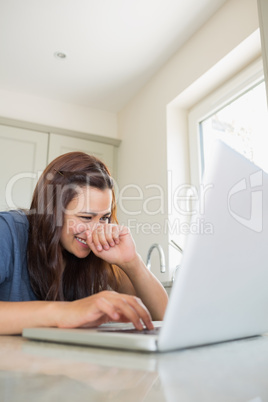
top-left (74, 250), bottom-right (91, 259)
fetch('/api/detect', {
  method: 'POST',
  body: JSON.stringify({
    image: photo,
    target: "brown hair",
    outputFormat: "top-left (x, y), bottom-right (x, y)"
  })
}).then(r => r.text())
top-left (27, 151), bottom-right (119, 301)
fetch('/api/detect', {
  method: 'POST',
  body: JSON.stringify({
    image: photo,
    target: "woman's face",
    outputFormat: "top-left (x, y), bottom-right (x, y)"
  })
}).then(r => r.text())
top-left (60, 186), bottom-right (113, 258)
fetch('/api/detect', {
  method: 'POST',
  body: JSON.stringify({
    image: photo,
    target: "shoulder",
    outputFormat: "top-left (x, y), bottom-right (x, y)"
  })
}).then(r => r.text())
top-left (0, 210), bottom-right (29, 247)
top-left (0, 210), bottom-right (29, 230)
top-left (0, 209), bottom-right (28, 223)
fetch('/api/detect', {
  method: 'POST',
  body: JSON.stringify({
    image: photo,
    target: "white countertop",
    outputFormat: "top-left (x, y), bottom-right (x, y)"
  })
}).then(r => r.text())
top-left (1, 334), bottom-right (268, 401)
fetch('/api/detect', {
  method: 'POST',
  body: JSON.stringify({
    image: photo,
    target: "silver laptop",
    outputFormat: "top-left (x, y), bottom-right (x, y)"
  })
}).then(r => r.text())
top-left (23, 141), bottom-right (268, 352)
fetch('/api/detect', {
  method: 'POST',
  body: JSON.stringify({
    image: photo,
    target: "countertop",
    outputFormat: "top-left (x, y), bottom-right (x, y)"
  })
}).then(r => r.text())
top-left (1, 334), bottom-right (268, 401)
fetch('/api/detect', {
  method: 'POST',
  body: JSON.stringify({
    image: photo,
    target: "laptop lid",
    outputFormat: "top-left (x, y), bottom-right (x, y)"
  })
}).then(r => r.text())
top-left (158, 140), bottom-right (268, 351)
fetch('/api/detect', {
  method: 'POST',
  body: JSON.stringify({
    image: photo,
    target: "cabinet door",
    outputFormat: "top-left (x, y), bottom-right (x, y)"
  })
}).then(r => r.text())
top-left (48, 133), bottom-right (116, 176)
top-left (0, 125), bottom-right (48, 210)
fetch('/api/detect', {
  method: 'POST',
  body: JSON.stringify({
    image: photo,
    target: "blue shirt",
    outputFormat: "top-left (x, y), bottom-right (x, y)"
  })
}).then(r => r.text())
top-left (0, 210), bottom-right (37, 301)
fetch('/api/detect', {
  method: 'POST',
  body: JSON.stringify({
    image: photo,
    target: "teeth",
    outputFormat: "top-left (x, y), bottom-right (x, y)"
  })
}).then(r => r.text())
top-left (76, 237), bottom-right (87, 245)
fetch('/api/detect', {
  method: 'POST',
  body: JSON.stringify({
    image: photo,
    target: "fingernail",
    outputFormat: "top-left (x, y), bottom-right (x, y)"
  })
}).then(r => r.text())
top-left (137, 321), bottom-right (143, 330)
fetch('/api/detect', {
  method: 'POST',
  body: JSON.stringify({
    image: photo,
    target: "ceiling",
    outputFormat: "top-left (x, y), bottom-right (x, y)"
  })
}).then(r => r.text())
top-left (0, 0), bottom-right (228, 112)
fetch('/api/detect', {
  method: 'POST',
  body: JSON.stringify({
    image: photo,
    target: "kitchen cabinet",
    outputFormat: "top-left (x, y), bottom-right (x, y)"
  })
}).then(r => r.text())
top-left (0, 123), bottom-right (119, 211)
top-left (48, 133), bottom-right (116, 176)
top-left (0, 124), bottom-right (48, 210)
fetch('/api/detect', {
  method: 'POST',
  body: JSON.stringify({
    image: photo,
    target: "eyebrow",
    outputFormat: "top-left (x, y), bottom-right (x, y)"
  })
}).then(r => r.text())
top-left (78, 211), bottom-right (111, 216)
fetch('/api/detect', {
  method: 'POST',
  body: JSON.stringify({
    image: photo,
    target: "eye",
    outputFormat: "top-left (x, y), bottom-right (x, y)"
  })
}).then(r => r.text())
top-left (79, 215), bottom-right (92, 221)
top-left (100, 215), bottom-right (111, 223)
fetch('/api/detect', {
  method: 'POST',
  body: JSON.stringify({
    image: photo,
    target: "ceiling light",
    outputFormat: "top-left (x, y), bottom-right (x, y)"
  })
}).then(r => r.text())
top-left (54, 52), bottom-right (67, 59)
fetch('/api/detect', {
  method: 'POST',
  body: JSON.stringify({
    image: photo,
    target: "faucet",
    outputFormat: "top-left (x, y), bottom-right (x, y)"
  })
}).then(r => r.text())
top-left (146, 243), bottom-right (166, 273)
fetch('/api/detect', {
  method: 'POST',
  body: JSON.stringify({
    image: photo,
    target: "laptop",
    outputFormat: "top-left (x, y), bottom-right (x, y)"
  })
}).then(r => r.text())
top-left (23, 141), bottom-right (268, 352)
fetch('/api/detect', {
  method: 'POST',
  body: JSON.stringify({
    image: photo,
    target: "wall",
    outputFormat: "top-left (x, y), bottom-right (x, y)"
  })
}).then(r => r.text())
top-left (0, 88), bottom-right (118, 139)
top-left (117, 0), bottom-right (260, 281)
top-left (258, 0), bottom-right (268, 103)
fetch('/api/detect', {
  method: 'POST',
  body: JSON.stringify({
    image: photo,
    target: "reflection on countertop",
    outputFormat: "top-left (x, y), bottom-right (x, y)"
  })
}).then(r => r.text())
top-left (1, 334), bottom-right (268, 401)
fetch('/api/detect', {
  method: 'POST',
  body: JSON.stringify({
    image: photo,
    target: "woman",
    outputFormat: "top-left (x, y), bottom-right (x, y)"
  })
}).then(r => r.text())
top-left (0, 152), bottom-right (168, 334)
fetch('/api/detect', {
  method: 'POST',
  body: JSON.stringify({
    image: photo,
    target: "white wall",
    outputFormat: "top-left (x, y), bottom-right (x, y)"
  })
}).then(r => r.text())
top-left (117, 0), bottom-right (260, 281)
top-left (0, 88), bottom-right (118, 139)
top-left (258, 0), bottom-right (268, 104)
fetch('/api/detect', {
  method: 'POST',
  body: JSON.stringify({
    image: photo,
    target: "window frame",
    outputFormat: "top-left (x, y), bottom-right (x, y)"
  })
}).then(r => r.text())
top-left (188, 58), bottom-right (265, 188)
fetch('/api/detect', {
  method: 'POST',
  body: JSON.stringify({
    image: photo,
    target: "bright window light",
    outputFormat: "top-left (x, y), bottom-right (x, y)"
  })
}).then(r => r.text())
top-left (200, 80), bottom-right (268, 174)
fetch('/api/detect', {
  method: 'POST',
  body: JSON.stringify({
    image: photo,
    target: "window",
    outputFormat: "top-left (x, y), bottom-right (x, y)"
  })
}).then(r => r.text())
top-left (188, 59), bottom-right (268, 186)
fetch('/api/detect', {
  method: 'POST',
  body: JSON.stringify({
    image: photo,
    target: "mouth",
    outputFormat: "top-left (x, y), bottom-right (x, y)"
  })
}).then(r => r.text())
top-left (75, 236), bottom-right (88, 247)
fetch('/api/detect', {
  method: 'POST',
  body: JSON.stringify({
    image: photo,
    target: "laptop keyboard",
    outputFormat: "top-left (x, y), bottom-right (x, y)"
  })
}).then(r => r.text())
top-left (97, 326), bottom-right (161, 335)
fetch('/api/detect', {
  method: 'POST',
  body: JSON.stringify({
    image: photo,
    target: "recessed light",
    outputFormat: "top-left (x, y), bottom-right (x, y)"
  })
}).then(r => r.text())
top-left (54, 52), bottom-right (67, 59)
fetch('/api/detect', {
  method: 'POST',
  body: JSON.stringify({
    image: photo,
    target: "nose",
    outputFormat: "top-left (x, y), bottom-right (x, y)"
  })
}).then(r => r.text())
top-left (84, 219), bottom-right (103, 232)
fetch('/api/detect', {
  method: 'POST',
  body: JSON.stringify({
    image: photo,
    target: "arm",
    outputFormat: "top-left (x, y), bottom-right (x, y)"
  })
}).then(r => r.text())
top-left (0, 291), bottom-right (154, 335)
top-left (115, 254), bottom-right (168, 321)
top-left (87, 225), bottom-right (169, 320)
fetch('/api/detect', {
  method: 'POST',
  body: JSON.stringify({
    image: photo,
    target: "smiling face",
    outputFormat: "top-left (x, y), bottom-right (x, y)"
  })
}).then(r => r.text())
top-left (60, 186), bottom-right (112, 259)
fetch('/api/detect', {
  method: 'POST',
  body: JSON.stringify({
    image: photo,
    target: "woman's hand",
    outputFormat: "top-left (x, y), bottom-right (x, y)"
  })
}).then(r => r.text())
top-left (85, 224), bottom-right (138, 268)
top-left (83, 223), bottom-right (168, 323)
top-left (56, 290), bottom-right (154, 331)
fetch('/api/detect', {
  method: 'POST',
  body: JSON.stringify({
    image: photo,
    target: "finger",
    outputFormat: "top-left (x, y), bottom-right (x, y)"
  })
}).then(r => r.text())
top-left (126, 296), bottom-right (154, 330)
top-left (101, 224), bottom-right (115, 247)
top-left (94, 296), bottom-right (121, 321)
top-left (85, 292), bottom-right (154, 331)
top-left (92, 224), bottom-right (121, 250)
top-left (110, 295), bottom-right (154, 330)
top-left (99, 224), bottom-right (122, 247)
top-left (85, 229), bottom-right (92, 244)
top-left (91, 225), bottom-right (108, 251)
top-left (118, 225), bottom-right (131, 237)
top-left (109, 225), bottom-right (120, 245)
top-left (112, 297), bottom-right (144, 330)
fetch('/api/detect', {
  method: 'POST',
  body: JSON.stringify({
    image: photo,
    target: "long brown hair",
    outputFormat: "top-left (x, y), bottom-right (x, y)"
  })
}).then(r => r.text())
top-left (27, 152), bottom-right (119, 301)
